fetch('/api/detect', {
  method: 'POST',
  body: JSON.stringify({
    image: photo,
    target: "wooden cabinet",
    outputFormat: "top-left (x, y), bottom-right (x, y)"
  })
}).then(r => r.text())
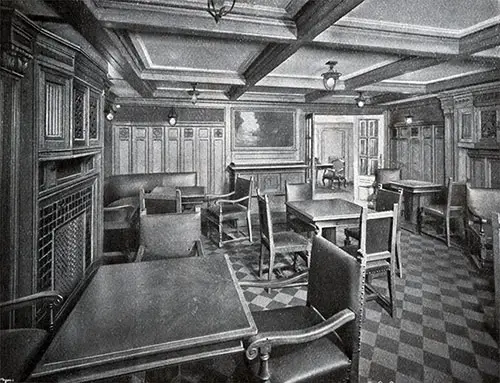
top-left (1, 8), bottom-right (107, 308)
top-left (390, 123), bottom-right (444, 184)
top-left (112, 123), bottom-right (225, 194)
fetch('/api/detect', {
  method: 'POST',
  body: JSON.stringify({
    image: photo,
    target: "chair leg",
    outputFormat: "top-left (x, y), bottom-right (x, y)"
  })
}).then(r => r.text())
top-left (247, 211), bottom-right (253, 243)
top-left (396, 230), bottom-right (403, 278)
top-left (445, 216), bottom-right (451, 247)
top-left (417, 208), bottom-right (423, 234)
top-left (387, 268), bottom-right (395, 317)
top-left (218, 218), bottom-right (223, 248)
top-left (259, 244), bottom-right (265, 278)
top-left (268, 249), bottom-right (275, 282)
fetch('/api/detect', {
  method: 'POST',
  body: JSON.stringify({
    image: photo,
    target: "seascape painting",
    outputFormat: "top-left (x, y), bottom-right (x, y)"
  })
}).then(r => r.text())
top-left (233, 110), bottom-right (295, 149)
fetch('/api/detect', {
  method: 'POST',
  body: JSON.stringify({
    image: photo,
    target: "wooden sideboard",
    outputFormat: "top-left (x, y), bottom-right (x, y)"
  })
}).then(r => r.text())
top-left (227, 163), bottom-right (308, 195)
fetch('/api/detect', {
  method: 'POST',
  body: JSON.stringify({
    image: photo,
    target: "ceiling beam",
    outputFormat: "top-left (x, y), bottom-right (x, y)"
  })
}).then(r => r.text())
top-left (43, 0), bottom-right (153, 97)
top-left (426, 69), bottom-right (500, 94)
top-left (344, 56), bottom-right (443, 90)
top-left (459, 22), bottom-right (500, 55)
top-left (227, 0), bottom-right (365, 100)
top-left (93, 5), bottom-right (297, 43)
top-left (313, 25), bottom-right (460, 57)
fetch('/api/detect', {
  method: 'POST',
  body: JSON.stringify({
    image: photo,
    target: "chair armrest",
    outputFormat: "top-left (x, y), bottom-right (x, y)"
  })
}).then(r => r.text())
top-left (206, 191), bottom-right (235, 202)
top-left (245, 308), bottom-right (355, 360)
top-left (194, 240), bottom-right (205, 257)
top-left (216, 195), bottom-right (250, 206)
top-left (0, 291), bottom-right (63, 313)
top-left (239, 270), bottom-right (309, 289)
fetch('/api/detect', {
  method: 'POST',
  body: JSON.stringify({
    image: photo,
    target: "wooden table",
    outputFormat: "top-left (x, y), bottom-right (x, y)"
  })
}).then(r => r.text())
top-left (152, 185), bottom-right (206, 212)
top-left (389, 179), bottom-right (442, 232)
top-left (286, 198), bottom-right (362, 244)
top-left (30, 255), bottom-right (256, 382)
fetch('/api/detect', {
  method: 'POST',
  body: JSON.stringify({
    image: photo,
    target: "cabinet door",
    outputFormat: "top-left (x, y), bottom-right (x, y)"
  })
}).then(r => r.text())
top-left (149, 127), bottom-right (165, 173)
top-left (211, 128), bottom-right (225, 194)
top-left (38, 65), bottom-right (72, 151)
top-left (131, 127), bottom-right (148, 174)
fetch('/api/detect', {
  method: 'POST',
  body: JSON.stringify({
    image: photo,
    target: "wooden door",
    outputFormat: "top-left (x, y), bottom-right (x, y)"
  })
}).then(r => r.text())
top-left (315, 123), bottom-right (353, 181)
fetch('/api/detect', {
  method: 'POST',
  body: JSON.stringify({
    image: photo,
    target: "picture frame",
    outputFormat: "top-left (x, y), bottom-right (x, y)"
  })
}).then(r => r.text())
top-left (232, 109), bottom-right (296, 150)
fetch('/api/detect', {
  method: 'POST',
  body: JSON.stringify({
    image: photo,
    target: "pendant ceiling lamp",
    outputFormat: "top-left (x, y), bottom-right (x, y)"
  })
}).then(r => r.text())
top-left (322, 60), bottom-right (341, 91)
top-left (207, 0), bottom-right (236, 23)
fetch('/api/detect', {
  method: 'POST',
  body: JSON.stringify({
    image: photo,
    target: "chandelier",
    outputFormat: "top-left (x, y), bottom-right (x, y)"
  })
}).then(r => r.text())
top-left (207, 0), bottom-right (236, 23)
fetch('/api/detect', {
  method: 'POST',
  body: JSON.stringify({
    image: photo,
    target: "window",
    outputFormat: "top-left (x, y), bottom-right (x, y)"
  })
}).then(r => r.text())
top-left (359, 119), bottom-right (379, 175)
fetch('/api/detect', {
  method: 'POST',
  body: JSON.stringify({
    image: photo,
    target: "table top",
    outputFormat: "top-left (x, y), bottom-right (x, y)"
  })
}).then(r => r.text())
top-left (389, 179), bottom-right (442, 192)
top-left (31, 255), bottom-right (256, 381)
top-left (286, 198), bottom-right (362, 222)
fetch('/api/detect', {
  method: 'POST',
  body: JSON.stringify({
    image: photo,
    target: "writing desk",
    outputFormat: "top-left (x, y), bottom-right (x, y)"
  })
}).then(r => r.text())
top-left (151, 185), bottom-right (207, 212)
top-left (31, 255), bottom-right (256, 382)
top-left (286, 198), bottom-right (362, 244)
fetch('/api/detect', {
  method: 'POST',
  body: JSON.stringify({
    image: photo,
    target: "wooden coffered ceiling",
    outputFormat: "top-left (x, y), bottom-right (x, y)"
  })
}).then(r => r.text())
top-left (35, 0), bottom-right (500, 106)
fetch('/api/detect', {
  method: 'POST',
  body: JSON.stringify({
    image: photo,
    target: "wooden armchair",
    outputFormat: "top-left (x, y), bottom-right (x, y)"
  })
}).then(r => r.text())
top-left (465, 182), bottom-right (500, 268)
top-left (0, 291), bottom-right (63, 382)
top-left (239, 235), bottom-right (365, 382)
top-left (492, 212), bottom-right (500, 343)
top-left (418, 177), bottom-right (466, 248)
top-left (284, 181), bottom-right (315, 236)
top-left (322, 157), bottom-right (347, 188)
top-left (205, 176), bottom-right (254, 247)
top-left (136, 211), bottom-right (204, 261)
top-left (103, 203), bottom-right (139, 255)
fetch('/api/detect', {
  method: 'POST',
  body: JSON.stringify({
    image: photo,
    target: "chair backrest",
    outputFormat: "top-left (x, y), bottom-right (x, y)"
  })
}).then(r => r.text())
top-left (359, 204), bottom-right (398, 258)
top-left (446, 177), bottom-right (466, 212)
top-left (140, 211), bottom-right (201, 259)
top-left (140, 187), bottom-right (181, 214)
top-left (307, 235), bottom-right (365, 360)
top-left (285, 181), bottom-right (312, 203)
top-left (492, 212), bottom-right (500, 343)
top-left (330, 157), bottom-right (346, 175)
top-left (375, 168), bottom-right (401, 186)
top-left (256, 190), bottom-right (274, 248)
top-left (466, 182), bottom-right (500, 220)
top-left (375, 187), bottom-right (403, 229)
top-left (233, 176), bottom-right (253, 209)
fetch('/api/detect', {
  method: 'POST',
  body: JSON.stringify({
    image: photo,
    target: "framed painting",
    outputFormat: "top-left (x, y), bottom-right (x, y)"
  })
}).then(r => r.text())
top-left (232, 109), bottom-right (296, 150)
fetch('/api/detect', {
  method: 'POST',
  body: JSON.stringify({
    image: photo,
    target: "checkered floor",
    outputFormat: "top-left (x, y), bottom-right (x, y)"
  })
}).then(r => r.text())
top-left (141, 223), bottom-right (499, 383)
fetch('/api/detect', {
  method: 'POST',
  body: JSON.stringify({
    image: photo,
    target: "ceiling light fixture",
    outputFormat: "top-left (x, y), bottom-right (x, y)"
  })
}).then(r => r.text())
top-left (168, 107), bottom-right (178, 126)
top-left (207, 0), bottom-right (236, 23)
top-left (322, 60), bottom-right (341, 91)
top-left (355, 92), bottom-right (366, 108)
top-left (188, 83), bottom-right (200, 104)
top-left (405, 113), bottom-right (413, 124)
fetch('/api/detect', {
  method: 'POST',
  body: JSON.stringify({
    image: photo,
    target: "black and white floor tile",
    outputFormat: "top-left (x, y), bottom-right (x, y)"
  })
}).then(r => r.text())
top-left (195, 224), bottom-right (499, 383)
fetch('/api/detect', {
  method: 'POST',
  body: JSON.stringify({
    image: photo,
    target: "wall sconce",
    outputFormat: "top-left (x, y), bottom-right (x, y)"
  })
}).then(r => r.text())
top-left (207, 0), bottom-right (236, 23)
top-left (355, 92), bottom-right (366, 108)
top-left (405, 113), bottom-right (413, 124)
top-left (105, 103), bottom-right (120, 121)
top-left (188, 83), bottom-right (200, 104)
top-left (168, 107), bottom-right (178, 126)
top-left (322, 60), bottom-right (341, 91)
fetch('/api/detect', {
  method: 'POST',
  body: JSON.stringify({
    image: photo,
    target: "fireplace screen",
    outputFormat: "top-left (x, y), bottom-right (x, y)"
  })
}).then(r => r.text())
top-left (38, 186), bottom-right (93, 298)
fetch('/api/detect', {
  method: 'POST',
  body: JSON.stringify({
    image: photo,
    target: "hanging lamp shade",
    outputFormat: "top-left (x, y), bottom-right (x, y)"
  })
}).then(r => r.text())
top-left (322, 60), bottom-right (341, 91)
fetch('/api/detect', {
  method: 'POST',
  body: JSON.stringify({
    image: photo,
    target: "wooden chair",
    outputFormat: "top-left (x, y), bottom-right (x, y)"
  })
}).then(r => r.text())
top-left (136, 211), bottom-right (204, 261)
top-left (284, 181), bottom-right (315, 236)
top-left (345, 187), bottom-right (404, 277)
top-left (139, 187), bottom-right (181, 214)
top-left (0, 292), bottom-right (63, 382)
top-left (492, 212), bottom-right (500, 344)
top-left (322, 157), bottom-right (347, 188)
top-left (417, 177), bottom-right (466, 248)
top-left (465, 183), bottom-right (500, 269)
top-left (257, 190), bottom-right (312, 286)
top-left (239, 235), bottom-right (365, 383)
top-left (205, 176), bottom-right (254, 248)
top-left (343, 204), bottom-right (399, 317)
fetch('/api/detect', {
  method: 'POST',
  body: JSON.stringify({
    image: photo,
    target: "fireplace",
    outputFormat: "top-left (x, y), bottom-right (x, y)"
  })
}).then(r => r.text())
top-left (36, 174), bottom-right (97, 322)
